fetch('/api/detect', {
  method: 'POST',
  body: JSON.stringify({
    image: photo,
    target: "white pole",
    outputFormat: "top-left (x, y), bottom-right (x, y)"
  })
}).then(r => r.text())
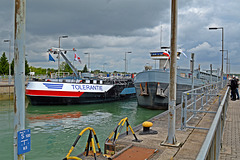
top-left (14, 0), bottom-right (26, 159)
top-left (162, 0), bottom-right (179, 146)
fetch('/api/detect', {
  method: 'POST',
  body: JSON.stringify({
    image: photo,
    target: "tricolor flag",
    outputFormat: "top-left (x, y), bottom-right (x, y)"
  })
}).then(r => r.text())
top-left (74, 53), bottom-right (81, 63)
top-left (163, 51), bottom-right (170, 59)
top-left (49, 53), bottom-right (55, 62)
top-left (181, 51), bottom-right (187, 58)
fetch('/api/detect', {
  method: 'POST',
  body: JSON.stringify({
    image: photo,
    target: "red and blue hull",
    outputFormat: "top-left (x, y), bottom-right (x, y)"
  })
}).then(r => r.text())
top-left (26, 81), bottom-right (135, 106)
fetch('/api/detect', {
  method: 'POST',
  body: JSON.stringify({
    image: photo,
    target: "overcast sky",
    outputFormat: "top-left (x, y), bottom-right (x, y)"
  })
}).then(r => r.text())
top-left (0, 0), bottom-right (239, 74)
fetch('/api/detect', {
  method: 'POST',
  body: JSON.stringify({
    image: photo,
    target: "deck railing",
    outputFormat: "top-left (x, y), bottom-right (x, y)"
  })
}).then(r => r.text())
top-left (196, 87), bottom-right (230, 160)
top-left (180, 82), bottom-right (222, 130)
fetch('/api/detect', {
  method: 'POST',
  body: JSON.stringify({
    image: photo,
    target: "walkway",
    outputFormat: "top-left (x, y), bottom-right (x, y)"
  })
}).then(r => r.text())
top-left (114, 89), bottom-right (226, 160)
top-left (220, 98), bottom-right (240, 159)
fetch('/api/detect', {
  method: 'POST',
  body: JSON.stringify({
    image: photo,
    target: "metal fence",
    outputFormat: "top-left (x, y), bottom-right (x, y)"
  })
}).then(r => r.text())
top-left (180, 82), bottom-right (222, 130)
top-left (196, 87), bottom-right (230, 160)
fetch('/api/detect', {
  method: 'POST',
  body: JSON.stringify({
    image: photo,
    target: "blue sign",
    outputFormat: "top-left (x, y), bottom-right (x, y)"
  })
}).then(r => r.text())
top-left (17, 129), bottom-right (31, 155)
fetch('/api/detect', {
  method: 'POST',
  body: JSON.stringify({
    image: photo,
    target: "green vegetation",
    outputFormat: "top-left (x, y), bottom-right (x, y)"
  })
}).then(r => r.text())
top-left (29, 66), bottom-right (48, 75)
top-left (28, 62), bottom-right (89, 76)
top-left (60, 62), bottom-right (73, 73)
top-left (0, 52), bottom-right (135, 76)
top-left (0, 52), bottom-right (9, 75)
top-left (0, 52), bottom-right (30, 75)
top-left (83, 64), bottom-right (88, 72)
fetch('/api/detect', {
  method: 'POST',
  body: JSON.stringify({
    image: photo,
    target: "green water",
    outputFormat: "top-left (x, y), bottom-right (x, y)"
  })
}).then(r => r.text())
top-left (0, 99), bottom-right (163, 159)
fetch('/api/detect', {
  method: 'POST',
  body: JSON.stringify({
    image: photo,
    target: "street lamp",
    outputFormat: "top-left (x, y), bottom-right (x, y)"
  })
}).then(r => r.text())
top-left (220, 49), bottom-right (229, 78)
top-left (124, 51), bottom-right (131, 73)
top-left (229, 58), bottom-right (231, 75)
top-left (103, 63), bottom-right (107, 71)
top-left (4, 39), bottom-right (11, 84)
top-left (58, 35), bottom-right (68, 77)
top-left (209, 27), bottom-right (224, 88)
top-left (84, 53), bottom-right (90, 72)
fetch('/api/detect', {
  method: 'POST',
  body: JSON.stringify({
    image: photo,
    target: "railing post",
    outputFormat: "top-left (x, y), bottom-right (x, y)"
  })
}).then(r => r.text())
top-left (206, 90), bottom-right (208, 105)
top-left (180, 94), bottom-right (185, 130)
top-left (201, 88), bottom-right (204, 110)
top-left (193, 90), bottom-right (197, 117)
top-left (184, 93), bottom-right (188, 129)
top-left (217, 120), bottom-right (221, 158)
top-left (218, 95), bottom-right (221, 107)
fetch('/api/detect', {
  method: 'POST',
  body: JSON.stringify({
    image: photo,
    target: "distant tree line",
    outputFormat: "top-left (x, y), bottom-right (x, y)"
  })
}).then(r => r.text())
top-left (0, 52), bottom-right (135, 76)
top-left (0, 52), bottom-right (30, 75)
top-left (0, 52), bottom-right (9, 75)
top-left (0, 52), bottom-right (90, 76)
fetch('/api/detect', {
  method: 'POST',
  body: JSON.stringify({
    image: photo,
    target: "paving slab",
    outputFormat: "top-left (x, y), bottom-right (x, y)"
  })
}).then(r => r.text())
top-left (219, 97), bottom-right (240, 160)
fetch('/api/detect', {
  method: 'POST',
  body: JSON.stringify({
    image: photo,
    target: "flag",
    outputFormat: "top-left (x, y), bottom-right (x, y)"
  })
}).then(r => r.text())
top-left (163, 51), bottom-right (170, 59)
top-left (49, 53), bottom-right (55, 62)
top-left (74, 53), bottom-right (81, 63)
top-left (181, 51), bottom-right (187, 58)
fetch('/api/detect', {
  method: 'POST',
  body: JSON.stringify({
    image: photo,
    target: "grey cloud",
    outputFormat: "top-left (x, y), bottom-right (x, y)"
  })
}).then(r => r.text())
top-left (26, 0), bottom-right (170, 36)
top-left (1, 0), bottom-right (240, 73)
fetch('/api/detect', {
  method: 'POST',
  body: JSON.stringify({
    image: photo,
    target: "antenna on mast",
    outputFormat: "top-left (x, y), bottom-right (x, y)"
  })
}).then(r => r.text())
top-left (160, 24), bottom-right (163, 49)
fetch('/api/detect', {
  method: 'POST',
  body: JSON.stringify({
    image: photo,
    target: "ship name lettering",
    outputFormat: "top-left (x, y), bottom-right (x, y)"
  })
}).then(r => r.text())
top-left (72, 85), bottom-right (103, 91)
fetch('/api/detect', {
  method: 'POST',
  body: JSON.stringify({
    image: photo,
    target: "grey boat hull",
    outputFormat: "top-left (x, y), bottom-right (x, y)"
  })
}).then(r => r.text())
top-left (134, 82), bottom-right (193, 109)
top-left (134, 69), bottom-right (205, 110)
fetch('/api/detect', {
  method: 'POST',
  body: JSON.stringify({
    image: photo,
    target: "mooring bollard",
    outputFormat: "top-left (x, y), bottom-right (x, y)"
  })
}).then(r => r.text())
top-left (139, 121), bottom-right (158, 135)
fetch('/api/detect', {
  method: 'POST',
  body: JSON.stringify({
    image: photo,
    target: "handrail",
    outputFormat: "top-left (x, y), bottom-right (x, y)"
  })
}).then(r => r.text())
top-left (196, 87), bottom-right (230, 160)
top-left (180, 82), bottom-right (221, 130)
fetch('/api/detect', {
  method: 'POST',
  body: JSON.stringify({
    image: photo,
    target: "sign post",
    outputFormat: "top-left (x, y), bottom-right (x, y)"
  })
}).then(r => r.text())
top-left (14, 0), bottom-right (26, 159)
top-left (17, 129), bottom-right (31, 155)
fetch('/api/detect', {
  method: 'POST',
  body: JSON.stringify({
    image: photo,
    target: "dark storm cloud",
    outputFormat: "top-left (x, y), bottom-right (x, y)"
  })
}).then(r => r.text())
top-left (1, 0), bottom-right (240, 73)
top-left (26, 0), bottom-right (170, 36)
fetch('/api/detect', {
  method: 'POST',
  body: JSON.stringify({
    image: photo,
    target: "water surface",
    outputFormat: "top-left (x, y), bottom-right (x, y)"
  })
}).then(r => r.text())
top-left (0, 99), bottom-right (163, 159)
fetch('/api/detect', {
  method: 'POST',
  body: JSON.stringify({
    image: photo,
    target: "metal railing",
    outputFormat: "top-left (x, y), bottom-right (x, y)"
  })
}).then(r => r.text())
top-left (180, 82), bottom-right (222, 130)
top-left (196, 87), bottom-right (230, 160)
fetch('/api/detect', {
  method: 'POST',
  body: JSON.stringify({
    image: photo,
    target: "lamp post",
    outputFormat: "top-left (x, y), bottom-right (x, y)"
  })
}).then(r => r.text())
top-left (103, 63), bottom-right (107, 71)
top-left (209, 27), bottom-right (224, 88)
top-left (4, 40), bottom-right (11, 84)
top-left (220, 49), bottom-right (228, 78)
top-left (161, 0), bottom-right (180, 147)
top-left (229, 58), bottom-right (231, 75)
top-left (84, 53), bottom-right (90, 72)
top-left (58, 35), bottom-right (68, 77)
top-left (124, 52), bottom-right (131, 73)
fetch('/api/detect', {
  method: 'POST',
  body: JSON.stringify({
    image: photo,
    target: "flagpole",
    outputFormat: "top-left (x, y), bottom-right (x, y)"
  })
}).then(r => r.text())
top-left (73, 59), bottom-right (75, 72)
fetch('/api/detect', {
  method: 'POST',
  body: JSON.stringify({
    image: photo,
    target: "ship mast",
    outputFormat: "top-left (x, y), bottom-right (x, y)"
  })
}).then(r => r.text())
top-left (49, 48), bottom-right (80, 79)
top-left (159, 24), bottom-right (163, 69)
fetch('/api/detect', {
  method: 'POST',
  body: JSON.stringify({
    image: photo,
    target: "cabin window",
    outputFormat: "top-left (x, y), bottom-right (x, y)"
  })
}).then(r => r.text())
top-left (86, 79), bottom-right (90, 83)
top-left (180, 73), bottom-right (186, 78)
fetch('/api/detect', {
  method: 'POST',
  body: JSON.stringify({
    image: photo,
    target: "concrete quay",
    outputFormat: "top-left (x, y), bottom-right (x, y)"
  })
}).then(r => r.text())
top-left (219, 96), bottom-right (240, 160)
top-left (0, 81), bottom-right (14, 100)
top-left (111, 88), bottom-right (230, 160)
top-left (0, 81), bottom-right (29, 100)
